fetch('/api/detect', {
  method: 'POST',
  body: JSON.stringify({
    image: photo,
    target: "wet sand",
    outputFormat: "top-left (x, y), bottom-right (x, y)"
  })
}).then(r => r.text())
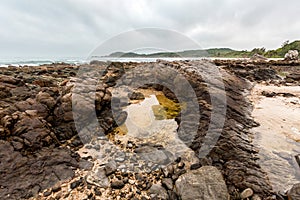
top-left (250, 84), bottom-right (300, 192)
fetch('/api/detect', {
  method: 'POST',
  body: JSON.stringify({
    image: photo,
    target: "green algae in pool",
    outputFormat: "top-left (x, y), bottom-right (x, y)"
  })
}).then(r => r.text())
top-left (152, 94), bottom-right (181, 120)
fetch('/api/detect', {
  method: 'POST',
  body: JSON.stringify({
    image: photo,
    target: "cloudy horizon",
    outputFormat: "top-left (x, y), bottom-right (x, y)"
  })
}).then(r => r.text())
top-left (1, 0), bottom-right (300, 58)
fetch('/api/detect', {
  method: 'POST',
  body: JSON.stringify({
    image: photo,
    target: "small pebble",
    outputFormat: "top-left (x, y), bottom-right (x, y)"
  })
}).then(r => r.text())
top-left (240, 188), bottom-right (254, 199)
top-left (70, 179), bottom-right (82, 189)
top-left (128, 179), bottom-right (135, 185)
top-left (111, 180), bottom-right (125, 189)
top-left (177, 161), bottom-right (185, 169)
top-left (94, 187), bottom-right (102, 196)
top-left (127, 142), bottom-right (133, 148)
top-left (190, 163), bottom-right (201, 170)
top-left (43, 190), bottom-right (52, 197)
top-left (175, 157), bottom-right (181, 163)
top-left (52, 185), bottom-right (61, 193)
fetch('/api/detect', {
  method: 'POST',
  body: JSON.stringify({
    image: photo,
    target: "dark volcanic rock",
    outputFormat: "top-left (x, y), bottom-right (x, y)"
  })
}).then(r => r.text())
top-left (261, 91), bottom-right (277, 97)
top-left (36, 91), bottom-right (56, 110)
top-left (32, 78), bottom-right (56, 87)
top-left (129, 91), bottom-right (145, 100)
top-left (253, 68), bottom-right (279, 81)
top-left (0, 110), bottom-right (56, 151)
top-left (0, 141), bottom-right (78, 200)
top-left (0, 64), bottom-right (81, 200)
top-left (0, 75), bottom-right (22, 85)
top-left (0, 84), bottom-right (12, 99)
top-left (70, 178), bottom-right (83, 189)
top-left (111, 179), bottom-right (125, 189)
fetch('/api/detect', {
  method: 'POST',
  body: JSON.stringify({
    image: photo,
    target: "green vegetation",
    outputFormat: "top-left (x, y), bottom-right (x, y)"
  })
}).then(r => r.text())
top-left (277, 71), bottom-right (288, 78)
top-left (105, 40), bottom-right (300, 58)
top-left (264, 40), bottom-right (300, 58)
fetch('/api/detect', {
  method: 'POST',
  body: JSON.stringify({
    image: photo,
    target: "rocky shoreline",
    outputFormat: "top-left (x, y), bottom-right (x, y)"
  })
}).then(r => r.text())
top-left (0, 59), bottom-right (299, 199)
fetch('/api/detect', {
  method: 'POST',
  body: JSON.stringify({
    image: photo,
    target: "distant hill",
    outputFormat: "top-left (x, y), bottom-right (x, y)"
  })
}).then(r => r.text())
top-left (264, 40), bottom-right (300, 58)
top-left (104, 40), bottom-right (300, 58)
top-left (106, 48), bottom-right (236, 58)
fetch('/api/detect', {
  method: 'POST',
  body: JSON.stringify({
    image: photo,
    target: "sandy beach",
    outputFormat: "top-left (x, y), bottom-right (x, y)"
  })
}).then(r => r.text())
top-left (250, 84), bottom-right (300, 192)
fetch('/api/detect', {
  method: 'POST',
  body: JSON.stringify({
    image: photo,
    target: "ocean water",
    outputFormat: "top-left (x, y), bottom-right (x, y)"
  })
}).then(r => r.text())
top-left (0, 57), bottom-right (283, 67)
top-left (0, 57), bottom-right (207, 67)
top-left (0, 57), bottom-right (238, 67)
top-left (0, 57), bottom-right (87, 67)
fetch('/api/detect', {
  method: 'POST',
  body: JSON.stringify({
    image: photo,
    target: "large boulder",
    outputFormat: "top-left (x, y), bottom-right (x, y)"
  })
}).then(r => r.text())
top-left (0, 75), bottom-right (22, 85)
top-left (10, 112), bottom-right (57, 151)
top-left (36, 92), bottom-right (56, 110)
top-left (0, 85), bottom-right (12, 99)
top-left (15, 99), bottom-right (49, 119)
top-left (175, 166), bottom-right (229, 200)
top-left (284, 50), bottom-right (299, 61)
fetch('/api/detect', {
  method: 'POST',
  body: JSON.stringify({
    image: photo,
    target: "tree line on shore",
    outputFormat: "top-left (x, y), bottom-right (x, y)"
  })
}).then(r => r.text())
top-left (105, 40), bottom-right (300, 58)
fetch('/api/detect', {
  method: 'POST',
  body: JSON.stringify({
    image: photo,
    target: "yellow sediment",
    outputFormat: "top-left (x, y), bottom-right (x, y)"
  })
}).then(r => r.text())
top-left (153, 94), bottom-right (181, 120)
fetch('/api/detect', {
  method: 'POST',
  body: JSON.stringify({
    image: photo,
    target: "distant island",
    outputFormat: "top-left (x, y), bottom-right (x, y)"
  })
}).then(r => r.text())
top-left (104, 40), bottom-right (300, 58)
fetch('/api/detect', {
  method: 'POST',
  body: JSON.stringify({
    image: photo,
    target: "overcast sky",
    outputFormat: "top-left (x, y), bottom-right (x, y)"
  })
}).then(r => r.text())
top-left (0, 0), bottom-right (300, 58)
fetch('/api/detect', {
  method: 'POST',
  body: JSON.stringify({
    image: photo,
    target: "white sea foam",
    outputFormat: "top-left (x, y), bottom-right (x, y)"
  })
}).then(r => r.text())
top-left (0, 57), bottom-right (87, 67)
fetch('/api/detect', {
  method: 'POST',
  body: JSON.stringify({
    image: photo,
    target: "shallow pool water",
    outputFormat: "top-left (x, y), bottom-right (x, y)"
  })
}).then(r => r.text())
top-left (114, 93), bottom-right (179, 143)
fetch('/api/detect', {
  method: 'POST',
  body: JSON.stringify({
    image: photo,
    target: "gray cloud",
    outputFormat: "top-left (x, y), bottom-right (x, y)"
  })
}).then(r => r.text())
top-left (0, 0), bottom-right (299, 58)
